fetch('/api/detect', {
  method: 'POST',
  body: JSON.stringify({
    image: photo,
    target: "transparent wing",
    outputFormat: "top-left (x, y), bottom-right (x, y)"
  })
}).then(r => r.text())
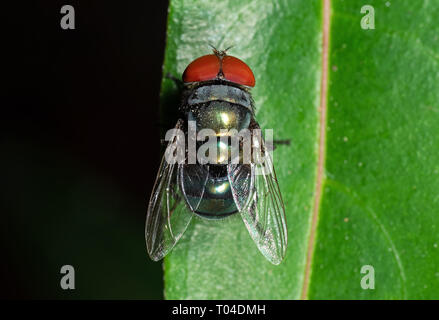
top-left (227, 163), bottom-right (253, 210)
top-left (146, 119), bottom-right (195, 261)
top-left (180, 164), bottom-right (210, 212)
top-left (228, 126), bottom-right (288, 265)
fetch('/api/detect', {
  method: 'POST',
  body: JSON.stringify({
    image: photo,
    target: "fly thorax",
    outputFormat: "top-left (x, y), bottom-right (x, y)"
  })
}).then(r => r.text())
top-left (185, 84), bottom-right (254, 165)
top-left (188, 101), bottom-right (251, 134)
top-left (186, 84), bottom-right (253, 110)
top-left (187, 101), bottom-right (252, 165)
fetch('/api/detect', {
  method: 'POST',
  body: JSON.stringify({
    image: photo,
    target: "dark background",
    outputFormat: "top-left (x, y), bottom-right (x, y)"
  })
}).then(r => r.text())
top-left (1, 1), bottom-right (169, 298)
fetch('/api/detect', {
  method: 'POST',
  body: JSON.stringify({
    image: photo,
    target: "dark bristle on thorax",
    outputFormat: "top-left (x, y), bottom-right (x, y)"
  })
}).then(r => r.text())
top-left (180, 79), bottom-right (255, 113)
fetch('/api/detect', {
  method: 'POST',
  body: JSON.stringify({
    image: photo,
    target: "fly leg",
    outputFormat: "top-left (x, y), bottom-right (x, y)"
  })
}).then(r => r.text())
top-left (248, 119), bottom-right (291, 152)
top-left (271, 139), bottom-right (291, 151)
top-left (165, 72), bottom-right (184, 90)
top-left (263, 139), bottom-right (291, 152)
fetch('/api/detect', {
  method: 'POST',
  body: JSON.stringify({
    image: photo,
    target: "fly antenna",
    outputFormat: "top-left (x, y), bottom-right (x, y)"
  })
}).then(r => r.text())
top-left (208, 43), bottom-right (234, 57)
top-left (208, 43), bottom-right (220, 55)
top-left (223, 45), bottom-right (234, 53)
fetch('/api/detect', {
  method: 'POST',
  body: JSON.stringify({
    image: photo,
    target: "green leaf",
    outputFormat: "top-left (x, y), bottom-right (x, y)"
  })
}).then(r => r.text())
top-left (159, 0), bottom-right (439, 299)
top-left (310, 0), bottom-right (439, 299)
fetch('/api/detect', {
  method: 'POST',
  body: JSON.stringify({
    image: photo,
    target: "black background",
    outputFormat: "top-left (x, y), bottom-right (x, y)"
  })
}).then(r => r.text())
top-left (2, 1), bottom-right (168, 298)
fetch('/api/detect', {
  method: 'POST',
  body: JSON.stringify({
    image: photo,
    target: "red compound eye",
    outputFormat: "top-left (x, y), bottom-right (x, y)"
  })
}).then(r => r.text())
top-left (222, 56), bottom-right (255, 87)
top-left (182, 54), bottom-right (220, 83)
top-left (182, 53), bottom-right (255, 87)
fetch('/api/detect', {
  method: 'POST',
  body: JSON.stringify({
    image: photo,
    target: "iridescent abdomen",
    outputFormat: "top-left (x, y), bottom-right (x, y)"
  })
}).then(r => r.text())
top-left (181, 83), bottom-right (253, 219)
top-left (182, 165), bottom-right (237, 219)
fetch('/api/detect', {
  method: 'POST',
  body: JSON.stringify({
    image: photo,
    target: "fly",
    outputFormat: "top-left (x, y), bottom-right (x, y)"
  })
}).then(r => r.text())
top-left (145, 47), bottom-right (287, 265)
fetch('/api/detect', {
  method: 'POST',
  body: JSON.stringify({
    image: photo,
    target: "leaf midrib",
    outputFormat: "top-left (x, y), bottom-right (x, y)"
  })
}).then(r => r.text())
top-left (300, 0), bottom-right (330, 300)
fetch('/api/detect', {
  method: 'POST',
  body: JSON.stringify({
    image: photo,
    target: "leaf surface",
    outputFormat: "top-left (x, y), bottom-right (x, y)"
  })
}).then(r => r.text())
top-left (160, 0), bottom-right (439, 299)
